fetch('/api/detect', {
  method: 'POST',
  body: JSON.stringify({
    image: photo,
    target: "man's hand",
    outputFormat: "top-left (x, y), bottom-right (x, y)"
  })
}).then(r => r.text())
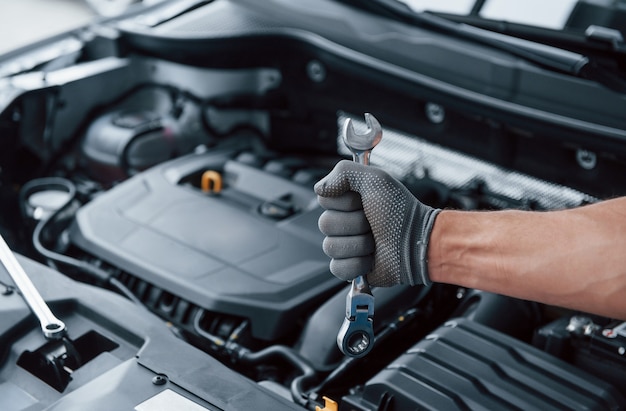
top-left (314, 160), bottom-right (440, 287)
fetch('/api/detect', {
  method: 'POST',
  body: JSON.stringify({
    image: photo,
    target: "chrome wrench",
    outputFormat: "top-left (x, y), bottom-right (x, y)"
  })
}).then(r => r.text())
top-left (0, 233), bottom-right (66, 340)
top-left (336, 113), bottom-right (382, 358)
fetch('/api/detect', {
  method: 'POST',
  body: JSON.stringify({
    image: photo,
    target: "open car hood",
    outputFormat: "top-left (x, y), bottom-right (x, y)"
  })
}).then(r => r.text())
top-left (0, 1), bottom-right (625, 410)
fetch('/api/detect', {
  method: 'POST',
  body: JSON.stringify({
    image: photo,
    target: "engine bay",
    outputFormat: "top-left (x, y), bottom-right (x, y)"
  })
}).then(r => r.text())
top-left (1, 0), bottom-right (626, 410)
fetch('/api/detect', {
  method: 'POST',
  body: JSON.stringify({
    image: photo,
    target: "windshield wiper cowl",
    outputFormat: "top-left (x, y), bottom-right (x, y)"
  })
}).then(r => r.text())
top-left (458, 21), bottom-right (590, 75)
top-left (343, 0), bottom-right (591, 75)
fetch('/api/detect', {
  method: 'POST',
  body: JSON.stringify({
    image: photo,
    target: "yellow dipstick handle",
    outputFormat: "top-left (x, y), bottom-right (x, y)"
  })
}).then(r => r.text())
top-left (201, 170), bottom-right (222, 194)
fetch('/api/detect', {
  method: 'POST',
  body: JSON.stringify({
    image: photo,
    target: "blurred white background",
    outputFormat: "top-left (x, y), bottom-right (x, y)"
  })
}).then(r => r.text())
top-left (0, 0), bottom-right (94, 55)
top-left (402, 0), bottom-right (578, 29)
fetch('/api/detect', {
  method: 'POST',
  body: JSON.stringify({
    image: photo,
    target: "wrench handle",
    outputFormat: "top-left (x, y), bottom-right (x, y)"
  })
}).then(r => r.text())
top-left (350, 149), bottom-right (371, 166)
top-left (349, 134), bottom-right (374, 302)
top-left (0, 234), bottom-right (66, 339)
top-left (340, 153), bottom-right (375, 357)
top-left (351, 144), bottom-right (373, 316)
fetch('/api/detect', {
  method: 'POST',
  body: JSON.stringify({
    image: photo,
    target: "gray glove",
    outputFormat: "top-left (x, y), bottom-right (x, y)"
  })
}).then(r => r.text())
top-left (314, 160), bottom-right (441, 287)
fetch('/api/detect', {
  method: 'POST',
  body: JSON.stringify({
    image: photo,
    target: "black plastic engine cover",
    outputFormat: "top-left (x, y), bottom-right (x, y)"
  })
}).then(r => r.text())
top-left (69, 148), bottom-right (340, 340)
top-left (342, 318), bottom-right (625, 411)
top-left (0, 255), bottom-right (300, 410)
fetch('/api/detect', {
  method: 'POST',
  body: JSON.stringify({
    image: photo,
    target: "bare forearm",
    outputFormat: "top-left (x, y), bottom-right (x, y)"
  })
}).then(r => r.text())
top-left (428, 197), bottom-right (626, 320)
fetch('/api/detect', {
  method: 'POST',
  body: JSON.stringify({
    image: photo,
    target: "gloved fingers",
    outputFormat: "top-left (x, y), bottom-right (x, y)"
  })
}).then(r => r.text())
top-left (322, 234), bottom-right (375, 259)
top-left (329, 255), bottom-right (374, 282)
top-left (319, 209), bottom-right (370, 236)
top-left (317, 191), bottom-right (362, 211)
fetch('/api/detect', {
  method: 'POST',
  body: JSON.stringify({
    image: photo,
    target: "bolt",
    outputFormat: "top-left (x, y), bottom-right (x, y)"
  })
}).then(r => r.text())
top-left (576, 149), bottom-right (597, 170)
top-left (306, 60), bottom-right (326, 83)
top-left (425, 103), bottom-right (445, 124)
top-left (152, 374), bottom-right (168, 385)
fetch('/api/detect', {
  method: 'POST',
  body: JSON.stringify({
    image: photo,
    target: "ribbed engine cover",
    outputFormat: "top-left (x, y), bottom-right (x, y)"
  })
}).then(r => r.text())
top-left (69, 149), bottom-right (340, 340)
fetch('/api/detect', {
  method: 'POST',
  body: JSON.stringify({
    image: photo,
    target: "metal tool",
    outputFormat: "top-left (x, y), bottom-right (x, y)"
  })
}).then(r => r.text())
top-left (0, 233), bottom-right (66, 340)
top-left (337, 113), bottom-right (382, 358)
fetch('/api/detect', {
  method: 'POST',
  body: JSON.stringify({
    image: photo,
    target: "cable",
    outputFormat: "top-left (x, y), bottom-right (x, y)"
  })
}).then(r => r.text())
top-left (237, 345), bottom-right (319, 410)
top-left (22, 177), bottom-right (141, 305)
top-left (193, 309), bottom-right (227, 347)
top-left (311, 307), bottom-right (419, 396)
top-left (108, 276), bottom-right (142, 305)
top-left (193, 309), bottom-right (320, 409)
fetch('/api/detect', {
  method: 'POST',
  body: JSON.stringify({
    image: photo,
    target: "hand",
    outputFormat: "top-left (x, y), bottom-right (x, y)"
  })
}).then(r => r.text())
top-left (314, 160), bottom-right (440, 287)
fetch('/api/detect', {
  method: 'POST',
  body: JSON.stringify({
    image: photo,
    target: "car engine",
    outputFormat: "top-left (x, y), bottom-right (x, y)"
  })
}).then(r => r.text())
top-left (0, 1), bottom-right (625, 410)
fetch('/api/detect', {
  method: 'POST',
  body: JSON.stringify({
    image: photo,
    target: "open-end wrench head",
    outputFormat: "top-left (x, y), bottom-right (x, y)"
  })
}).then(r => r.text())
top-left (342, 113), bottom-right (383, 152)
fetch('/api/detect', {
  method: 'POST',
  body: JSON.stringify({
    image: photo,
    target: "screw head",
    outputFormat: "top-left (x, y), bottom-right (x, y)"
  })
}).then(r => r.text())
top-left (576, 149), bottom-right (597, 170)
top-left (306, 60), bottom-right (326, 83)
top-left (152, 374), bottom-right (168, 385)
top-left (425, 103), bottom-right (445, 124)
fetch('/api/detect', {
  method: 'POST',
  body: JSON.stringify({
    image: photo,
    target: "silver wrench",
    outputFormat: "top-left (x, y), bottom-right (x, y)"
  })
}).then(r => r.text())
top-left (336, 113), bottom-right (382, 358)
top-left (0, 233), bottom-right (66, 340)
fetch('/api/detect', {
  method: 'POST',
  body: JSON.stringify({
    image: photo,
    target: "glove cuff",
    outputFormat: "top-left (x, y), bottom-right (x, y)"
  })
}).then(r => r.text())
top-left (408, 207), bottom-right (441, 286)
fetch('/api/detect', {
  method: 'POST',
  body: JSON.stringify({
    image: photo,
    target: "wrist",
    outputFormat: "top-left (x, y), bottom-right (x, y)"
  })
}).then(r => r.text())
top-left (427, 209), bottom-right (501, 288)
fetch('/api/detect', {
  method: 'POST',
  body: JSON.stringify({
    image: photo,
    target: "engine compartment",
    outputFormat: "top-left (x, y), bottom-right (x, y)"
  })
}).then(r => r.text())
top-left (1, 0), bottom-right (626, 409)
